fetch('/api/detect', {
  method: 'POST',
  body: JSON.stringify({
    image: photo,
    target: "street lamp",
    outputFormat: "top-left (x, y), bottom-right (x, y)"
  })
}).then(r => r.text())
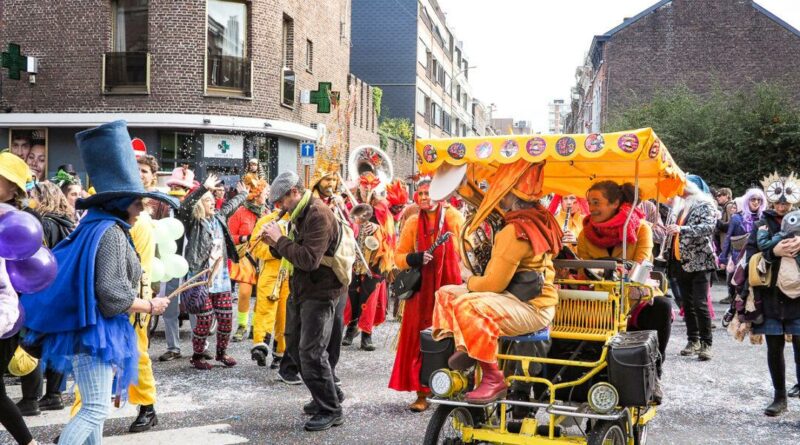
top-left (450, 65), bottom-right (477, 136)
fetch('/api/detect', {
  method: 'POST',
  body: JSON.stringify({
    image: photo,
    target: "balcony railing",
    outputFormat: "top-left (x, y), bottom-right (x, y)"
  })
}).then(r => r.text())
top-left (103, 52), bottom-right (150, 94)
top-left (207, 55), bottom-right (250, 94)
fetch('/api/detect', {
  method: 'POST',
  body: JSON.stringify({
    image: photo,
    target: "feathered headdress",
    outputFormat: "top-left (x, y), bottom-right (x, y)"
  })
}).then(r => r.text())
top-left (386, 180), bottom-right (409, 208)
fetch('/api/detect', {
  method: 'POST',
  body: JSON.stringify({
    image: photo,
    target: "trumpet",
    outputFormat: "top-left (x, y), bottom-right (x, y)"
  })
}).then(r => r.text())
top-left (655, 204), bottom-right (679, 265)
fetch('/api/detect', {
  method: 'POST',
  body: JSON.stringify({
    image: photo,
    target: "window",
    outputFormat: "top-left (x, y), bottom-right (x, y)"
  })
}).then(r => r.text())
top-left (207, 0), bottom-right (249, 93)
top-left (105, 0), bottom-right (149, 93)
top-left (417, 41), bottom-right (428, 67)
top-left (416, 89), bottom-right (428, 116)
top-left (159, 132), bottom-right (197, 170)
top-left (443, 73), bottom-right (451, 95)
top-left (281, 14), bottom-right (295, 107)
top-left (425, 51), bottom-right (432, 79)
top-left (305, 39), bottom-right (313, 73)
top-left (431, 102), bottom-right (442, 128)
top-left (443, 112), bottom-right (451, 134)
top-left (424, 96), bottom-right (432, 123)
top-left (429, 57), bottom-right (437, 81)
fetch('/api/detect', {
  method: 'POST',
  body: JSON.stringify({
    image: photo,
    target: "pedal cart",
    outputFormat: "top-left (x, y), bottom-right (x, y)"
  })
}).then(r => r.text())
top-left (415, 128), bottom-right (686, 445)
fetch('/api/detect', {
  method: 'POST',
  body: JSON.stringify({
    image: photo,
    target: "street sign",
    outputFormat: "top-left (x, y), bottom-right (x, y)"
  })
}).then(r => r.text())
top-left (301, 157), bottom-right (315, 166)
top-left (301, 142), bottom-right (315, 158)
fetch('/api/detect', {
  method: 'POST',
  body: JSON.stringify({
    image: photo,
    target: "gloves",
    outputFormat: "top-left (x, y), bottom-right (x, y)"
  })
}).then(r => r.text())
top-left (406, 252), bottom-right (424, 268)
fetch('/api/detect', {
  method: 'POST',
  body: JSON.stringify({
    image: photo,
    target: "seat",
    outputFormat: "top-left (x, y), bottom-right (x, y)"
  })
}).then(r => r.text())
top-left (501, 326), bottom-right (551, 342)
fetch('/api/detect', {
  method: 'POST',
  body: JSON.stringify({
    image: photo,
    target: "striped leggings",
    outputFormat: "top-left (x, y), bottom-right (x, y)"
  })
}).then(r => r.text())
top-left (192, 291), bottom-right (233, 357)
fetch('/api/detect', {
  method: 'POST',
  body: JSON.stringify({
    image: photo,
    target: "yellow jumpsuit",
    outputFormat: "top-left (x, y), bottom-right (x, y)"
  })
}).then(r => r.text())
top-left (71, 212), bottom-right (157, 415)
top-left (249, 210), bottom-right (290, 354)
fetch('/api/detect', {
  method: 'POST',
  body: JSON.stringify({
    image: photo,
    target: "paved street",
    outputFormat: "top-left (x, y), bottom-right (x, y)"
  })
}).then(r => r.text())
top-left (3, 285), bottom-right (800, 444)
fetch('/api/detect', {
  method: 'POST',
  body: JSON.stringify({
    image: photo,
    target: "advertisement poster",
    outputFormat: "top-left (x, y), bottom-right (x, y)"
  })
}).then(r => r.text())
top-left (9, 128), bottom-right (48, 182)
top-left (203, 133), bottom-right (244, 159)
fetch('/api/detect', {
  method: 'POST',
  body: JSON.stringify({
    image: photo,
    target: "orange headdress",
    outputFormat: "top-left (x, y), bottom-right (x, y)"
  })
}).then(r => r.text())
top-left (467, 160), bottom-right (545, 234)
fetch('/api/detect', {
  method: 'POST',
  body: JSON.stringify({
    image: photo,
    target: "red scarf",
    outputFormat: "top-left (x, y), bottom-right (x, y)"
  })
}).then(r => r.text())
top-left (582, 203), bottom-right (644, 249)
top-left (505, 204), bottom-right (564, 255)
top-left (417, 206), bottom-right (462, 301)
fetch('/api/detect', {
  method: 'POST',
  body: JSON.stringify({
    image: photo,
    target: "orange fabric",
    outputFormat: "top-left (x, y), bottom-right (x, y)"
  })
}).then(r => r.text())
top-left (505, 206), bottom-right (563, 258)
top-left (394, 206), bottom-right (464, 269)
top-left (246, 179), bottom-right (267, 201)
top-left (577, 222), bottom-right (654, 263)
top-left (555, 209), bottom-right (585, 240)
top-left (468, 160), bottom-right (545, 234)
top-left (229, 207), bottom-right (259, 284)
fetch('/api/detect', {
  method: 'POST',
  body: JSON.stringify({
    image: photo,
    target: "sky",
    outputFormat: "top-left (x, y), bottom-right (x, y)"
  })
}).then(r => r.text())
top-left (437, 0), bottom-right (800, 133)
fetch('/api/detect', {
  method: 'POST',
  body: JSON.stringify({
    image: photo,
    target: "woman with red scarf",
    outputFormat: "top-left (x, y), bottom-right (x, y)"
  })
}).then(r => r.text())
top-left (577, 180), bottom-right (672, 403)
top-left (389, 179), bottom-right (463, 412)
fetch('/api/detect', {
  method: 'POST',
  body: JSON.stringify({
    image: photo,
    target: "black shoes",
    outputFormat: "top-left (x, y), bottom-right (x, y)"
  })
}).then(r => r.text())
top-left (304, 413), bottom-right (344, 431)
top-left (360, 332), bottom-right (376, 351)
top-left (278, 370), bottom-right (303, 385)
top-left (341, 323), bottom-right (359, 346)
top-left (789, 384), bottom-right (800, 398)
top-left (38, 393), bottom-right (64, 411)
top-left (303, 388), bottom-right (346, 415)
top-left (764, 395), bottom-right (788, 417)
top-left (158, 351), bottom-right (182, 362)
top-left (270, 354), bottom-right (282, 370)
top-left (16, 398), bottom-right (40, 416)
top-left (129, 405), bottom-right (158, 433)
top-left (251, 344), bottom-right (271, 367)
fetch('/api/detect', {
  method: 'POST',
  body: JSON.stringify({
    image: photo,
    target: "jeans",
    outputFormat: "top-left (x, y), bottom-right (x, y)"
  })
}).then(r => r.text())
top-left (678, 269), bottom-right (713, 345)
top-left (59, 354), bottom-right (114, 445)
top-left (163, 278), bottom-right (198, 353)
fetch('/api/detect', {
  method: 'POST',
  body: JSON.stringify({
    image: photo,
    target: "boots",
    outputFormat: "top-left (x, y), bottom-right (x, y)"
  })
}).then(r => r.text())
top-left (360, 332), bottom-right (376, 351)
top-left (765, 393), bottom-right (788, 417)
top-left (129, 404), bottom-right (158, 433)
top-left (408, 391), bottom-right (430, 412)
top-left (251, 344), bottom-right (270, 367)
top-left (465, 361), bottom-right (508, 404)
top-left (342, 322), bottom-right (359, 346)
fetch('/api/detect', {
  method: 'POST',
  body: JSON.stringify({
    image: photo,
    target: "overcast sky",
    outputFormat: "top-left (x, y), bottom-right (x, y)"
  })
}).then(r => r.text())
top-left (437, 0), bottom-right (800, 133)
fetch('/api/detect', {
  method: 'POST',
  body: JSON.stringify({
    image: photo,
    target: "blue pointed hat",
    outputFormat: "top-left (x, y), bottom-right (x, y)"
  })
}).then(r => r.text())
top-left (74, 120), bottom-right (178, 210)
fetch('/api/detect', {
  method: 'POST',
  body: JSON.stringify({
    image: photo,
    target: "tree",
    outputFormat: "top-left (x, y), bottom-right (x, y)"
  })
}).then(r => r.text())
top-left (379, 117), bottom-right (414, 150)
top-left (605, 83), bottom-right (800, 195)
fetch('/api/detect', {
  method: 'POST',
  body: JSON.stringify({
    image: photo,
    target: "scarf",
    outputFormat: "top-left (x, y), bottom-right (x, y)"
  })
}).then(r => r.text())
top-left (243, 199), bottom-right (265, 217)
top-left (582, 203), bottom-right (644, 249)
top-left (505, 204), bottom-right (563, 256)
top-left (416, 206), bottom-right (462, 302)
top-left (280, 190), bottom-right (312, 276)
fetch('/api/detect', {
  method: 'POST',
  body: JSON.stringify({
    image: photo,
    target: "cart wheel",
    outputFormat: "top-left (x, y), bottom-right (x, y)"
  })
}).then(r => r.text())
top-left (423, 405), bottom-right (475, 445)
top-left (587, 419), bottom-right (627, 445)
top-left (634, 423), bottom-right (648, 445)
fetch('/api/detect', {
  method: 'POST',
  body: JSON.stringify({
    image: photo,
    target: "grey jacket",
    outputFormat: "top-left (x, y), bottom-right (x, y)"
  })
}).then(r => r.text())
top-left (177, 186), bottom-right (246, 274)
top-left (95, 225), bottom-right (141, 317)
top-left (676, 200), bottom-right (718, 273)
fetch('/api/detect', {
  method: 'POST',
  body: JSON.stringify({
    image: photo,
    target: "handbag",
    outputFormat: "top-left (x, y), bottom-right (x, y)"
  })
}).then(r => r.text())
top-left (729, 233), bottom-right (749, 252)
top-left (505, 271), bottom-right (544, 302)
top-left (182, 282), bottom-right (210, 314)
top-left (748, 252), bottom-right (772, 287)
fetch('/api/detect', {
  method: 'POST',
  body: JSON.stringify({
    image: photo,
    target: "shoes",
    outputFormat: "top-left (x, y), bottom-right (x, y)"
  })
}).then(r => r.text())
top-left (270, 354), bottom-right (282, 370)
top-left (232, 325), bottom-right (247, 343)
top-left (680, 341), bottom-right (701, 356)
top-left (190, 354), bottom-right (213, 370)
top-left (129, 405), bottom-right (158, 433)
top-left (303, 390), bottom-right (346, 415)
top-left (764, 394), bottom-right (788, 417)
top-left (408, 391), bottom-right (430, 412)
top-left (278, 370), bottom-right (303, 385)
top-left (360, 332), bottom-right (376, 351)
top-left (342, 322), bottom-right (359, 346)
top-left (251, 344), bottom-right (271, 367)
top-left (719, 296), bottom-right (732, 305)
top-left (38, 393), bottom-right (64, 411)
top-left (789, 384), bottom-right (800, 398)
top-left (697, 342), bottom-right (713, 361)
top-left (158, 351), bottom-right (182, 362)
top-left (216, 354), bottom-right (237, 367)
top-left (16, 398), bottom-right (40, 416)
top-left (448, 351), bottom-right (477, 371)
top-left (334, 375), bottom-right (341, 386)
top-left (465, 362), bottom-right (508, 404)
top-left (304, 413), bottom-right (344, 431)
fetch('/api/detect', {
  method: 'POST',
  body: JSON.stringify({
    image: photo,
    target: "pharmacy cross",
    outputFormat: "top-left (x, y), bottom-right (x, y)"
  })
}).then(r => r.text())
top-left (1, 43), bottom-right (25, 80)
top-left (309, 82), bottom-right (340, 114)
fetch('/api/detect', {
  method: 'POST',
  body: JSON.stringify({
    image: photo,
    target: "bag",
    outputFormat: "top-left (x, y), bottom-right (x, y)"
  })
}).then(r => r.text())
top-left (182, 284), bottom-right (210, 315)
top-left (729, 233), bottom-right (749, 252)
top-left (607, 330), bottom-right (659, 406)
top-left (777, 257), bottom-right (800, 298)
top-left (320, 213), bottom-right (357, 288)
top-left (730, 255), bottom-right (747, 287)
top-left (419, 328), bottom-right (454, 387)
top-left (748, 252), bottom-right (772, 287)
top-left (505, 271), bottom-right (544, 302)
top-left (393, 268), bottom-right (421, 301)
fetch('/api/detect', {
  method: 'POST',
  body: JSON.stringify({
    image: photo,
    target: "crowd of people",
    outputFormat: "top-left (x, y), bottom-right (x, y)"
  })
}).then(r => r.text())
top-left (1, 119), bottom-right (799, 445)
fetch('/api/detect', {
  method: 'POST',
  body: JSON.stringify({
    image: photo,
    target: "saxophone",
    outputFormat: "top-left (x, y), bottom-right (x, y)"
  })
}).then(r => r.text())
top-left (269, 219), bottom-right (289, 301)
top-left (351, 203), bottom-right (379, 276)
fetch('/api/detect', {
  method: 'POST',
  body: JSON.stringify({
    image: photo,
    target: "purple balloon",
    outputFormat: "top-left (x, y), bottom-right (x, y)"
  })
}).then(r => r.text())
top-left (0, 203), bottom-right (15, 217)
top-left (7, 247), bottom-right (57, 294)
top-left (0, 210), bottom-right (43, 260)
top-left (0, 302), bottom-right (24, 339)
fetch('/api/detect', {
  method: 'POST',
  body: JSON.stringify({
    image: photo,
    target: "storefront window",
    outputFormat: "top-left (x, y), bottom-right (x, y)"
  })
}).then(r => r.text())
top-left (159, 132), bottom-right (197, 170)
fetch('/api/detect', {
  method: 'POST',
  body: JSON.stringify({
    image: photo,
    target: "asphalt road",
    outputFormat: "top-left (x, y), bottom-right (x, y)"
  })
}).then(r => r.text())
top-left (4, 284), bottom-right (800, 444)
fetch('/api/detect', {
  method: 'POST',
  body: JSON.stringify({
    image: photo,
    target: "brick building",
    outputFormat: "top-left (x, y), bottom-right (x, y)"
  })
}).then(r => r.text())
top-left (567, 0), bottom-right (800, 133)
top-left (0, 0), bottom-right (378, 185)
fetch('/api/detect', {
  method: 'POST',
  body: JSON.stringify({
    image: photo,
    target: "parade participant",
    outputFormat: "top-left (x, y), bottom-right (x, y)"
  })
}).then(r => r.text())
top-left (229, 179), bottom-right (268, 342)
top-left (666, 174), bottom-right (717, 361)
top-left (386, 179), bottom-right (410, 223)
top-left (51, 168), bottom-right (84, 221)
top-left (750, 172), bottom-right (800, 416)
top-left (638, 199), bottom-right (666, 256)
top-left (432, 161), bottom-right (562, 404)
top-left (21, 120), bottom-right (174, 444)
top-left (389, 178), bottom-right (464, 412)
top-left (577, 180), bottom-right (672, 402)
top-left (165, 164), bottom-right (195, 199)
top-left (249, 207), bottom-right (290, 368)
top-left (548, 194), bottom-right (587, 245)
top-left (719, 188), bottom-right (766, 304)
top-left (261, 171), bottom-right (346, 432)
top-left (137, 154), bottom-right (171, 220)
top-left (243, 158), bottom-right (263, 186)
top-left (714, 187), bottom-right (736, 254)
top-left (178, 173), bottom-right (247, 369)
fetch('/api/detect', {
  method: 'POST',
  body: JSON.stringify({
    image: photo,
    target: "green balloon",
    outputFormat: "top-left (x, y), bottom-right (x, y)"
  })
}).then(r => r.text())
top-left (150, 257), bottom-right (165, 283)
top-left (164, 254), bottom-right (189, 279)
top-left (164, 218), bottom-right (185, 241)
top-left (158, 239), bottom-right (177, 257)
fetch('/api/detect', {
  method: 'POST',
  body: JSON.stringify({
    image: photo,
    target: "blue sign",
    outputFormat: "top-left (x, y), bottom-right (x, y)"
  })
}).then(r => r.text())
top-left (301, 142), bottom-right (315, 158)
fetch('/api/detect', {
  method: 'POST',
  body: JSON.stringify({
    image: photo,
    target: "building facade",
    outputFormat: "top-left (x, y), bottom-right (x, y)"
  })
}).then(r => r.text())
top-left (350, 0), bottom-right (490, 142)
top-left (0, 0), bottom-right (378, 185)
top-left (491, 118), bottom-right (532, 135)
top-left (548, 99), bottom-right (567, 134)
top-left (567, 0), bottom-right (800, 133)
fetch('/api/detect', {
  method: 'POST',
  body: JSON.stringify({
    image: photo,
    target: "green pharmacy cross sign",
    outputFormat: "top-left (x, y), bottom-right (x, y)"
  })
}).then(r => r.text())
top-left (309, 82), bottom-right (340, 114)
top-left (1, 43), bottom-right (26, 80)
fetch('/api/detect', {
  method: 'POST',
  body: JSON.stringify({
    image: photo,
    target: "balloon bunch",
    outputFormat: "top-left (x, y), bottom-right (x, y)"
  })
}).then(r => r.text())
top-left (151, 217), bottom-right (189, 282)
top-left (0, 203), bottom-right (57, 339)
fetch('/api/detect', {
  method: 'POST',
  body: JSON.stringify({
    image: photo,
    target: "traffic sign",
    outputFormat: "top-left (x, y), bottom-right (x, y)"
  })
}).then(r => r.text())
top-left (301, 142), bottom-right (315, 158)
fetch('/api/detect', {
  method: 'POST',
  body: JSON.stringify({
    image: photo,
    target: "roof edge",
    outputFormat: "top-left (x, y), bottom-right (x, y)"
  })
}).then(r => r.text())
top-left (752, 1), bottom-right (800, 39)
top-left (602, 0), bottom-right (672, 37)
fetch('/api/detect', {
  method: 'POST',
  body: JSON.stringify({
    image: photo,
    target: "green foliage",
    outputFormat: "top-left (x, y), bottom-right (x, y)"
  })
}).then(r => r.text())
top-left (372, 87), bottom-right (383, 118)
top-left (379, 117), bottom-right (414, 145)
top-left (605, 83), bottom-right (800, 195)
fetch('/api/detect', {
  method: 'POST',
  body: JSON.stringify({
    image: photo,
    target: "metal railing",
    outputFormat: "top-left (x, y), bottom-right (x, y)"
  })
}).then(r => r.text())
top-left (103, 52), bottom-right (149, 93)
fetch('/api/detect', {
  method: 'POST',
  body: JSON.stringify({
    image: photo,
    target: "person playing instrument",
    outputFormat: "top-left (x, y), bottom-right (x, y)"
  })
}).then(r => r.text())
top-left (549, 194), bottom-right (587, 245)
top-left (389, 178), bottom-right (464, 412)
top-left (431, 161), bottom-right (562, 404)
top-left (577, 180), bottom-right (672, 402)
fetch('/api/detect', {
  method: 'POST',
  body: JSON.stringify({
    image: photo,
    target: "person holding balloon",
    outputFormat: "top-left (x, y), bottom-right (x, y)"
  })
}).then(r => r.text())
top-left (21, 120), bottom-right (177, 445)
top-left (177, 172), bottom-right (247, 369)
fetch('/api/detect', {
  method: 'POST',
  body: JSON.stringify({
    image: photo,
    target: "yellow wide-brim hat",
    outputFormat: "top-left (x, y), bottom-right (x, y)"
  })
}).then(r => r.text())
top-left (8, 346), bottom-right (38, 377)
top-left (0, 151), bottom-right (32, 192)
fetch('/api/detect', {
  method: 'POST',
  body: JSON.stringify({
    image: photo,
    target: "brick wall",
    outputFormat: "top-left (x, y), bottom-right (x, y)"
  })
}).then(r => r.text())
top-left (601, 0), bottom-right (800, 126)
top-left (383, 134), bottom-right (415, 182)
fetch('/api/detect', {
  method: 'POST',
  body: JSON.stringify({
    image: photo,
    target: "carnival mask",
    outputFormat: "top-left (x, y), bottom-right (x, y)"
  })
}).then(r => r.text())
top-left (761, 172), bottom-right (800, 205)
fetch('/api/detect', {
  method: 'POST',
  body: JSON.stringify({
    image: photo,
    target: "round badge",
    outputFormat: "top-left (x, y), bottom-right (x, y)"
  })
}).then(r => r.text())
top-left (648, 139), bottom-right (661, 159)
top-left (476, 142), bottom-right (493, 159)
top-left (500, 140), bottom-right (519, 158)
top-left (447, 142), bottom-right (466, 160)
top-left (584, 133), bottom-right (605, 153)
top-left (423, 144), bottom-right (438, 163)
top-left (555, 137), bottom-right (577, 156)
top-left (525, 137), bottom-right (546, 156)
top-left (617, 133), bottom-right (639, 153)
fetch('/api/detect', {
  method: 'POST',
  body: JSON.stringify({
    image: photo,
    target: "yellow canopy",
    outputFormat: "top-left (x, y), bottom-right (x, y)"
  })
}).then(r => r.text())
top-left (416, 128), bottom-right (686, 200)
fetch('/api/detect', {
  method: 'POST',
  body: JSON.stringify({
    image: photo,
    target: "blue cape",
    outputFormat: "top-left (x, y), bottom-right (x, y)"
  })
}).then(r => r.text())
top-left (22, 208), bottom-right (138, 390)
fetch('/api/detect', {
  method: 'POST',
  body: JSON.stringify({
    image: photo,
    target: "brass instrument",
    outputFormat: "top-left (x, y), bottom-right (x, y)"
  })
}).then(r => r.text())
top-left (351, 203), bottom-right (379, 276)
top-left (654, 202), bottom-right (679, 267)
top-left (269, 219), bottom-right (290, 301)
top-left (562, 203), bottom-right (573, 243)
top-left (461, 206), bottom-right (504, 276)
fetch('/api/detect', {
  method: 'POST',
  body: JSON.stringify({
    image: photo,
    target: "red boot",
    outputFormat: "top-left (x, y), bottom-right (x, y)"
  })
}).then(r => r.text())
top-left (465, 361), bottom-right (507, 404)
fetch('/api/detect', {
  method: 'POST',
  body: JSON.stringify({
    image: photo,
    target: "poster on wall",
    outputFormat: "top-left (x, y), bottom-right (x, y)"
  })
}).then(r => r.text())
top-left (9, 128), bottom-right (48, 182)
top-left (203, 134), bottom-right (244, 160)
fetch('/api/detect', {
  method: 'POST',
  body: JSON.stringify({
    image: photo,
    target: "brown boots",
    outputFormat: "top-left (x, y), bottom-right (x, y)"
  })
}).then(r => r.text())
top-left (408, 391), bottom-right (430, 412)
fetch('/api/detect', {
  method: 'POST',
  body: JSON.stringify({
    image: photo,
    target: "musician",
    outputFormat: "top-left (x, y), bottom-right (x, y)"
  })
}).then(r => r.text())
top-left (389, 178), bottom-right (464, 412)
top-left (577, 180), bottom-right (673, 402)
top-left (549, 194), bottom-right (588, 245)
top-left (431, 161), bottom-right (562, 404)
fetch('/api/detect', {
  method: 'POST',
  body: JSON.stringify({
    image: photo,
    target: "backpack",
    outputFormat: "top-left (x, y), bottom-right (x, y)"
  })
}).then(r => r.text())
top-left (777, 257), bottom-right (800, 299)
top-left (320, 211), bottom-right (357, 287)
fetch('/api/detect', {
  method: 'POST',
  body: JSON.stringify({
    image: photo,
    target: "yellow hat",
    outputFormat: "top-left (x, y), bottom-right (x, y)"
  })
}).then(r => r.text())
top-left (8, 346), bottom-right (38, 377)
top-left (0, 151), bottom-right (32, 192)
